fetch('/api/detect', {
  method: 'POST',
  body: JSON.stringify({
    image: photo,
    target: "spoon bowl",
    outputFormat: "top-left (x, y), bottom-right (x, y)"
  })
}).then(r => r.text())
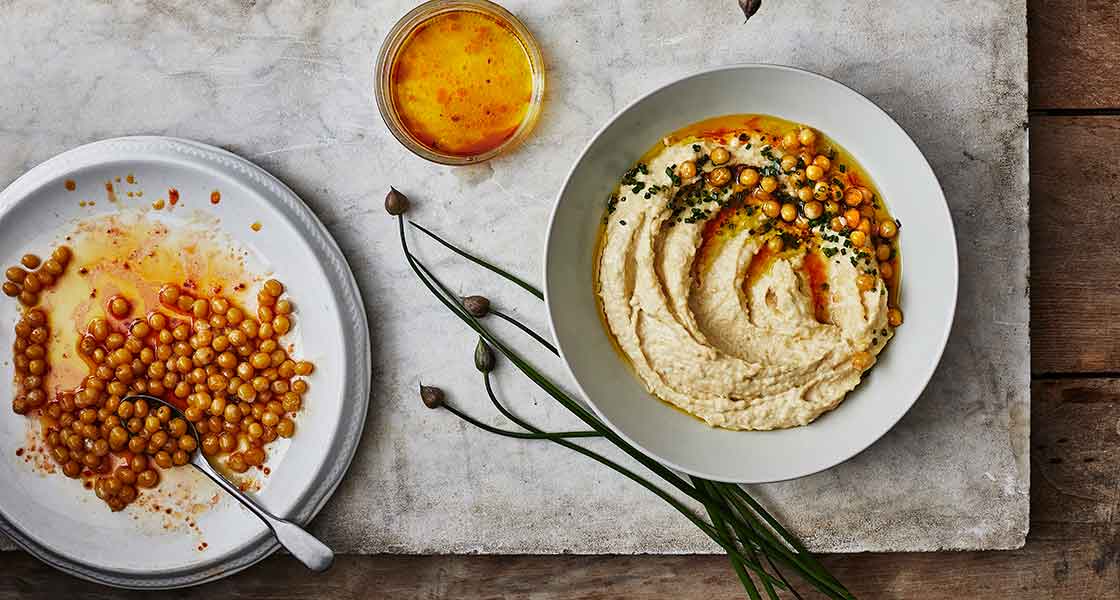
top-left (123, 394), bottom-right (334, 572)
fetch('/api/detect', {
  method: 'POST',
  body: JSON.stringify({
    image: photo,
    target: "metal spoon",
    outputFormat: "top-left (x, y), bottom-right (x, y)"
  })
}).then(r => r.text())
top-left (124, 394), bottom-right (334, 572)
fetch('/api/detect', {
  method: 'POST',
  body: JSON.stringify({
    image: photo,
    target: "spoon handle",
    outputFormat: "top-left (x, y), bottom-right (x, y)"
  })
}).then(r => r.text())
top-left (191, 456), bottom-right (335, 572)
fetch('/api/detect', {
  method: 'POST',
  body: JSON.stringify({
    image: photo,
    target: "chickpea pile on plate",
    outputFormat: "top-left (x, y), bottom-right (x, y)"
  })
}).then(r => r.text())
top-left (8, 253), bottom-right (314, 511)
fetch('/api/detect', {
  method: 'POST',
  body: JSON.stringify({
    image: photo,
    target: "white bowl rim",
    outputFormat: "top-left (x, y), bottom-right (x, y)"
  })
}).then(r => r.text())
top-left (542, 63), bottom-right (958, 483)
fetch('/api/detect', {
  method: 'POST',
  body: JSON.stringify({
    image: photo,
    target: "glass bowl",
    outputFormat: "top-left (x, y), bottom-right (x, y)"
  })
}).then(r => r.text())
top-left (374, 0), bottom-right (546, 165)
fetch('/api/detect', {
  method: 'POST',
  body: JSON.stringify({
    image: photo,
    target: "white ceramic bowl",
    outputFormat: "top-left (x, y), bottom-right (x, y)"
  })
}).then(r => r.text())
top-left (544, 64), bottom-right (957, 483)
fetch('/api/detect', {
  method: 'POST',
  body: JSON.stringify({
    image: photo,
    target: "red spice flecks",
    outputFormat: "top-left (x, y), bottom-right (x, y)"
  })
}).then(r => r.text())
top-left (168, 188), bottom-right (180, 206)
top-left (64, 180), bottom-right (76, 191)
top-left (15, 448), bottom-right (24, 457)
top-left (210, 191), bottom-right (221, 205)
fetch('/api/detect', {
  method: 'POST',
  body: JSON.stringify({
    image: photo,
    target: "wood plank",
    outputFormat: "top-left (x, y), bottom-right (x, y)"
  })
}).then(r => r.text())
top-left (1029, 0), bottom-right (1120, 110)
top-left (3, 378), bottom-right (1118, 599)
top-left (1030, 115), bottom-right (1120, 373)
top-left (1, 524), bottom-right (1117, 600)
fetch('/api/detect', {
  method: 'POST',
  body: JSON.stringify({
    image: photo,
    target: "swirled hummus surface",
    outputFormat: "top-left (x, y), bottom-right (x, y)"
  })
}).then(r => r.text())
top-left (596, 115), bottom-right (902, 430)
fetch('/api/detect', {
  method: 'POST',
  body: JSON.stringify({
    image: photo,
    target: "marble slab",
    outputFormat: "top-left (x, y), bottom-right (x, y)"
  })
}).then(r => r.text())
top-left (0, 0), bottom-right (1028, 553)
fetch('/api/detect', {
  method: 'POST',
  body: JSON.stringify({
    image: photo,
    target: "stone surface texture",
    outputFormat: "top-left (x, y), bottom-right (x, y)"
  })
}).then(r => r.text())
top-left (0, 0), bottom-right (1028, 553)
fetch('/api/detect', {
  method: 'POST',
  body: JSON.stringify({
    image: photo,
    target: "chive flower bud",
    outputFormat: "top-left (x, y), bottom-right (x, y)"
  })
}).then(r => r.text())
top-left (474, 338), bottom-right (495, 373)
top-left (385, 187), bottom-right (410, 216)
top-left (462, 295), bottom-right (490, 318)
top-left (419, 384), bottom-right (444, 409)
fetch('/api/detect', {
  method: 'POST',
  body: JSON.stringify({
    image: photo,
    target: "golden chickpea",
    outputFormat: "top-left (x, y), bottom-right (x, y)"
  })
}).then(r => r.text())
top-left (51, 245), bottom-right (72, 265)
top-left (857, 220), bottom-right (872, 235)
top-left (793, 186), bottom-right (811, 203)
top-left (5, 266), bottom-right (27, 283)
top-left (780, 203), bottom-right (797, 222)
top-left (275, 300), bottom-right (293, 315)
top-left (780, 155), bottom-right (797, 172)
top-left (707, 166), bottom-right (731, 187)
top-left (179, 435), bottom-right (197, 453)
top-left (709, 147), bottom-right (731, 166)
top-left (223, 403), bottom-right (242, 423)
top-left (760, 176), bottom-right (778, 193)
top-left (808, 183), bottom-right (827, 203)
top-left (888, 308), bottom-right (904, 327)
top-left (226, 307), bottom-right (244, 325)
top-left (276, 418), bottom-right (295, 438)
top-left (766, 236), bottom-right (784, 253)
top-left (879, 220), bottom-right (898, 239)
top-left (237, 383), bottom-right (256, 402)
top-left (2, 281), bottom-right (19, 297)
top-left (738, 168), bottom-right (760, 187)
top-left (781, 131), bottom-right (799, 150)
top-left (803, 201), bottom-right (824, 220)
top-left (876, 244), bottom-right (892, 262)
top-left (843, 188), bottom-right (863, 207)
top-left (851, 351), bottom-right (873, 371)
top-left (158, 284), bottom-right (180, 306)
top-left (812, 155), bottom-right (831, 171)
top-left (227, 454), bottom-right (248, 473)
top-left (22, 272), bottom-right (41, 293)
top-left (258, 323), bottom-right (275, 340)
top-left (258, 305), bottom-right (274, 323)
top-left (830, 217), bottom-right (845, 232)
top-left (761, 199), bottom-right (781, 219)
top-left (805, 165), bottom-right (824, 182)
top-left (880, 262), bottom-right (894, 280)
top-left (18, 290), bottom-right (37, 307)
top-left (797, 128), bottom-right (816, 146)
top-left (20, 254), bottom-right (41, 269)
top-left (263, 279), bottom-right (284, 297)
top-left (843, 208), bottom-right (861, 228)
top-left (281, 392), bottom-right (302, 412)
top-left (219, 432), bottom-right (237, 453)
top-left (239, 319), bottom-right (259, 339)
top-left (849, 230), bottom-right (868, 248)
top-left (106, 296), bottom-right (130, 319)
top-left (189, 299), bottom-right (208, 319)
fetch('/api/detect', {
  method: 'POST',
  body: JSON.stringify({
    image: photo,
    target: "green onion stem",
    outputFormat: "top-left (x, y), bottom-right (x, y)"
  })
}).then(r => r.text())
top-left (442, 402), bottom-right (603, 439)
top-left (481, 365), bottom-right (597, 437)
top-left (490, 309), bottom-right (558, 355)
top-left (409, 220), bottom-right (544, 300)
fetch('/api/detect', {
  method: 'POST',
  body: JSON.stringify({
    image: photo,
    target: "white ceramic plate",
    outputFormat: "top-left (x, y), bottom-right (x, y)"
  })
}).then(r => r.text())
top-left (0, 137), bottom-right (370, 588)
top-left (545, 65), bottom-right (957, 483)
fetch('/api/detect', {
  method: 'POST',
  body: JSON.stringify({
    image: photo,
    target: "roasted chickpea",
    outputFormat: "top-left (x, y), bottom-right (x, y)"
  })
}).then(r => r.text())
top-left (876, 244), bottom-right (892, 262)
top-left (759, 176), bottom-right (778, 193)
top-left (888, 308), bottom-right (904, 327)
top-left (812, 155), bottom-right (831, 171)
top-left (880, 262), bottom-right (895, 280)
top-left (275, 300), bottom-right (293, 315)
top-left (6, 266), bottom-right (27, 283)
top-left (136, 469), bottom-right (159, 488)
top-left (830, 217), bottom-right (845, 233)
top-left (797, 128), bottom-right (816, 146)
top-left (677, 160), bottom-right (697, 179)
top-left (762, 200), bottom-right (781, 219)
top-left (780, 203), bottom-right (797, 222)
top-left (780, 155), bottom-right (798, 172)
top-left (707, 166), bottom-right (731, 187)
top-left (879, 220), bottom-right (898, 239)
top-left (276, 418), bottom-right (295, 438)
top-left (843, 208), bottom-right (861, 228)
top-left (781, 131), bottom-right (799, 150)
top-left (2, 281), bottom-right (20, 297)
top-left (263, 279), bottom-right (284, 297)
top-left (844, 188), bottom-right (863, 207)
top-left (738, 168), bottom-right (760, 187)
top-left (849, 230), bottom-right (868, 248)
top-left (227, 453), bottom-right (248, 473)
top-left (107, 296), bottom-right (131, 318)
top-left (805, 165), bottom-right (824, 182)
top-left (20, 254), bottom-right (41, 269)
top-left (709, 147), bottom-right (730, 166)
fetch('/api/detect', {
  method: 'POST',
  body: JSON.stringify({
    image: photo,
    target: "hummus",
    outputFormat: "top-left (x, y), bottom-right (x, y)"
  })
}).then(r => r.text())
top-left (596, 115), bottom-right (902, 430)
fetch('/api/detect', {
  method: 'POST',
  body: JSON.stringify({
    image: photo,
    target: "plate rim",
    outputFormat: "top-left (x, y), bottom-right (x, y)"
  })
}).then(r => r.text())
top-left (542, 63), bottom-right (959, 484)
top-left (0, 136), bottom-right (372, 588)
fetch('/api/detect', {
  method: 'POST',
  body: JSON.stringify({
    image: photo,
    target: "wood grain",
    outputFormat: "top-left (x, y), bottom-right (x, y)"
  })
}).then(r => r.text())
top-left (1029, 0), bottom-right (1120, 110)
top-left (3, 379), bottom-right (1118, 599)
top-left (1030, 116), bottom-right (1120, 373)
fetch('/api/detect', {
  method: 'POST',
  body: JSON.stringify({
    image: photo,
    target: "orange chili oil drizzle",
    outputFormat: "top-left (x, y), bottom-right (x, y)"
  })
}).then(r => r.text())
top-left (390, 10), bottom-right (533, 156)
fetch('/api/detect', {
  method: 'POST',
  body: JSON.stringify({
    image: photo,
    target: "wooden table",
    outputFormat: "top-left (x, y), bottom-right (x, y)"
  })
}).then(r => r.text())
top-left (0, 2), bottom-right (1115, 597)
